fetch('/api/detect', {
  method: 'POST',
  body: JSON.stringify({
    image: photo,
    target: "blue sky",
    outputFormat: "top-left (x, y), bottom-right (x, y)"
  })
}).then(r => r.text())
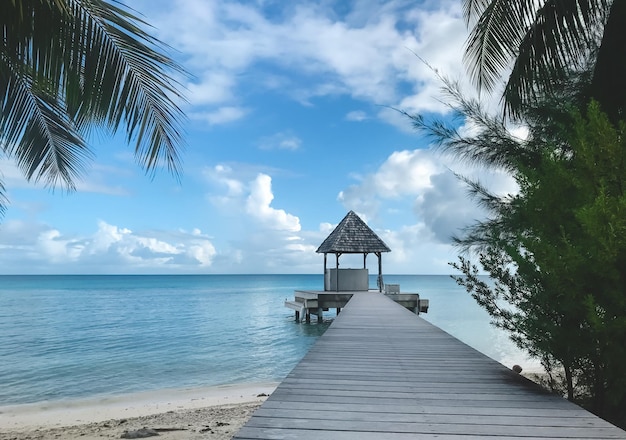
top-left (0, 0), bottom-right (515, 274)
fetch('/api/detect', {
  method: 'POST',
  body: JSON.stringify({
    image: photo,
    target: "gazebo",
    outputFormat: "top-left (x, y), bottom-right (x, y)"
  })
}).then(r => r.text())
top-left (316, 210), bottom-right (391, 292)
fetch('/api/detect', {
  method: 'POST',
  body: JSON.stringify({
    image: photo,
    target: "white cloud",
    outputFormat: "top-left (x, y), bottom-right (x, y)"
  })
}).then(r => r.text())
top-left (346, 110), bottom-right (368, 121)
top-left (190, 106), bottom-right (249, 125)
top-left (205, 165), bottom-right (302, 233)
top-left (198, 164), bottom-right (327, 272)
top-left (138, 0), bottom-right (471, 127)
top-left (186, 72), bottom-right (236, 105)
top-left (258, 132), bottom-right (302, 151)
top-left (379, 223), bottom-right (457, 273)
top-left (339, 149), bottom-right (442, 219)
top-left (205, 164), bottom-right (245, 197)
top-left (246, 174), bottom-right (301, 232)
top-left (0, 158), bottom-right (131, 196)
top-left (338, 146), bottom-right (516, 247)
top-left (0, 158), bottom-right (29, 187)
top-left (0, 219), bottom-right (217, 274)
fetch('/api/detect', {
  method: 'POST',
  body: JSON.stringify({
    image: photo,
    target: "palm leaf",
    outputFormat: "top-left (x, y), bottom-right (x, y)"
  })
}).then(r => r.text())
top-left (0, 0), bottom-right (188, 216)
top-left (463, 0), bottom-right (538, 93)
top-left (64, 0), bottom-right (187, 175)
top-left (464, 0), bottom-right (611, 112)
top-left (0, 177), bottom-right (7, 217)
top-left (503, 0), bottom-right (609, 118)
top-left (1, 61), bottom-right (91, 188)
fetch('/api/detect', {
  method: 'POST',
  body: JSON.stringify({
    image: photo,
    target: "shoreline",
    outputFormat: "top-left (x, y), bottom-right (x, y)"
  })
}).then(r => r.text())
top-left (0, 382), bottom-right (278, 439)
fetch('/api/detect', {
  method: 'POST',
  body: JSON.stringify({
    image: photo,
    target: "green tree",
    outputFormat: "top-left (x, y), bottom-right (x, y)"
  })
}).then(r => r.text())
top-left (463, 0), bottom-right (626, 120)
top-left (413, 86), bottom-right (626, 427)
top-left (1, 0), bottom-right (187, 216)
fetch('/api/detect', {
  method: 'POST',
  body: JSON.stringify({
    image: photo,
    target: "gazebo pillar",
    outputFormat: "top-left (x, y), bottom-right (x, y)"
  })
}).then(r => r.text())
top-left (377, 252), bottom-right (383, 292)
top-left (335, 253), bottom-right (340, 291)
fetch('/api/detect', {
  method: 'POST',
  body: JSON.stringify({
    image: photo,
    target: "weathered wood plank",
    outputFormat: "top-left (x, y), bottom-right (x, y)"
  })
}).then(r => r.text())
top-left (258, 400), bottom-right (599, 419)
top-left (235, 426), bottom-right (620, 440)
top-left (251, 407), bottom-right (613, 428)
top-left (243, 416), bottom-right (623, 438)
top-left (233, 293), bottom-right (625, 439)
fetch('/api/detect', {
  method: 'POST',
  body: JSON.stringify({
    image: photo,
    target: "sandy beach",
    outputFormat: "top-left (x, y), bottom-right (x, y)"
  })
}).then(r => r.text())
top-left (0, 383), bottom-right (277, 440)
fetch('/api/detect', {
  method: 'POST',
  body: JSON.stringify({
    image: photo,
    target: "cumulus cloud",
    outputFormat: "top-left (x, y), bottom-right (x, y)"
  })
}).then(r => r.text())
top-left (338, 149), bottom-right (441, 219)
top-left (246, 174), bottom-right (301, 232)
top-left (338, 146), bottom-right (516, 246)
top-left (0, 219), bottom-right (217, 274)
top-left (328, 142), bottom-right (518, 273)
top-left (187, 71), bottom-right (236, 105)
top-left (199, 164), bottom-right (323, 272)
top-left (207, 165), bottom-right (302, 232)
top-left (137, 0), bottom-right (471, 128)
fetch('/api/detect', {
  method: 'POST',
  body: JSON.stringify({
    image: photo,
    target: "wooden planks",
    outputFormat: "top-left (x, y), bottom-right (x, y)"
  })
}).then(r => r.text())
top-left (234, 293), bottom-right (625, 439)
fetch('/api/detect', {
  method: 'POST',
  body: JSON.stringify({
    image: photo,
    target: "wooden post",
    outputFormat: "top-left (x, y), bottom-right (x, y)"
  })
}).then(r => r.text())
top-left (317, 307), bottom-right (323, 322)
top-left (335, 253), bottom-right (340, 291)
top-left (295, 310), bottom-right (300, 321)
top-left (323, 253), bottom-right (327, 291)
top-left (377, 252), bottom-right (383, 292)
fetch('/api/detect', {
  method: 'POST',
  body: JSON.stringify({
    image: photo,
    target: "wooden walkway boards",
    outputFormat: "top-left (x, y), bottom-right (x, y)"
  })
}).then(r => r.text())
top-left (234, 293), bottom-right (625, 439)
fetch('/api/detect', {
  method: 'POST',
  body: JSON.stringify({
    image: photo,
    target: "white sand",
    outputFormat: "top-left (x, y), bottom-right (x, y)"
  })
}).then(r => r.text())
top-left (0, 382), bottom-right (277, 440)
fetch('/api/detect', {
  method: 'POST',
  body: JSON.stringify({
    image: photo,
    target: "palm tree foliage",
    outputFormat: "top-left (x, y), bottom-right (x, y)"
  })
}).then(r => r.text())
top-left (0, 0), bottom-right (186, 213)
top-left (463, 0), bottom-right (625, 120)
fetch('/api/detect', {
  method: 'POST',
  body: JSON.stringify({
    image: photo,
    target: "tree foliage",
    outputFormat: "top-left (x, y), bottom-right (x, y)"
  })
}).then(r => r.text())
top-left (0, 0), bottom-right (187, 215)
top-left (412, 86), bottom-right (626, 427)
top-left (463, 0), bottom-right (626, 121)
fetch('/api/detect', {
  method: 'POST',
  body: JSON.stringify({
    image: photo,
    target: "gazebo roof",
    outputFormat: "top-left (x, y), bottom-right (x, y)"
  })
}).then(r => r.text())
top-left (316, 211), bottom-right (391, 254)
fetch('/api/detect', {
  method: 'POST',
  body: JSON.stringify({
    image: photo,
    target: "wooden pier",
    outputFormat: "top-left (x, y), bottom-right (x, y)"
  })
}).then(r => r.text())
top-left (284, 289), bottom-right (428, 322)
top-left (235, 292), bottom-right (625, 439)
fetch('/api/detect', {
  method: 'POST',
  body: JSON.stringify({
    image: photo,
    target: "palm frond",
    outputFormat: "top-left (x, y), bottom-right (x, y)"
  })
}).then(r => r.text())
top-left (463, 0), bottom-right (537, 93)
top-left (1, 61), bottom-right (92, 189)
top-left (62, 0), bottom-right (187, 177)
top-left (503, 0), bottom-right (609, 118)
top-left (462, 0), bottom-right (492, 25)
top-left (0, 176), bottom-right (7, 217)
top-left (0, 0), bottom-right (188, 197)
top-left (464, 0), bottom-right (611, 106)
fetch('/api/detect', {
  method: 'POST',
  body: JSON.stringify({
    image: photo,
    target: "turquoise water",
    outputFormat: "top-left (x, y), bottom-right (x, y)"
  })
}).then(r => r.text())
top-left (0, 274), bottom-right (532, 406)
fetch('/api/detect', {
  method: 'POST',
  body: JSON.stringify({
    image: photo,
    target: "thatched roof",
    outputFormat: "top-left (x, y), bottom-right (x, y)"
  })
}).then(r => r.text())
top-left (316, 211), bottom-right (391, 254)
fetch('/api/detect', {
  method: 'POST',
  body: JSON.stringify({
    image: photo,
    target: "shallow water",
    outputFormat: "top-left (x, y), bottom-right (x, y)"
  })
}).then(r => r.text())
top-left (0, 274), bottom-right (534, 405)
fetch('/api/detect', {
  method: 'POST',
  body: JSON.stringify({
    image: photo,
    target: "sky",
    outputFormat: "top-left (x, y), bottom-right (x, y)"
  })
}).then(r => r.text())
top-left (0, 0), bottom-right (517, 275)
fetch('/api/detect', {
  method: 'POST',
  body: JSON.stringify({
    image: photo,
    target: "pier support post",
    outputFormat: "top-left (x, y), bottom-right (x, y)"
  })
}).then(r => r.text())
top-left (295, 310), bottom-right (300, 321)
top-left (317, 307), bottom-right (323, 322)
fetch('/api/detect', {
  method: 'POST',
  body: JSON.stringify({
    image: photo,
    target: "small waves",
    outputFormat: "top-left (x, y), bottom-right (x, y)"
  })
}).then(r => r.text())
top-left (0, 274), bottom-right (529, 406)
top-left (0, 275), bottom-right (327, 405)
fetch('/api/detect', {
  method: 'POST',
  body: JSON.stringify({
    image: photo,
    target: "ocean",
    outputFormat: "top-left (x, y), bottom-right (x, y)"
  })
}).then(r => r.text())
top-left (0, 274), bottom-right (535, 407)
